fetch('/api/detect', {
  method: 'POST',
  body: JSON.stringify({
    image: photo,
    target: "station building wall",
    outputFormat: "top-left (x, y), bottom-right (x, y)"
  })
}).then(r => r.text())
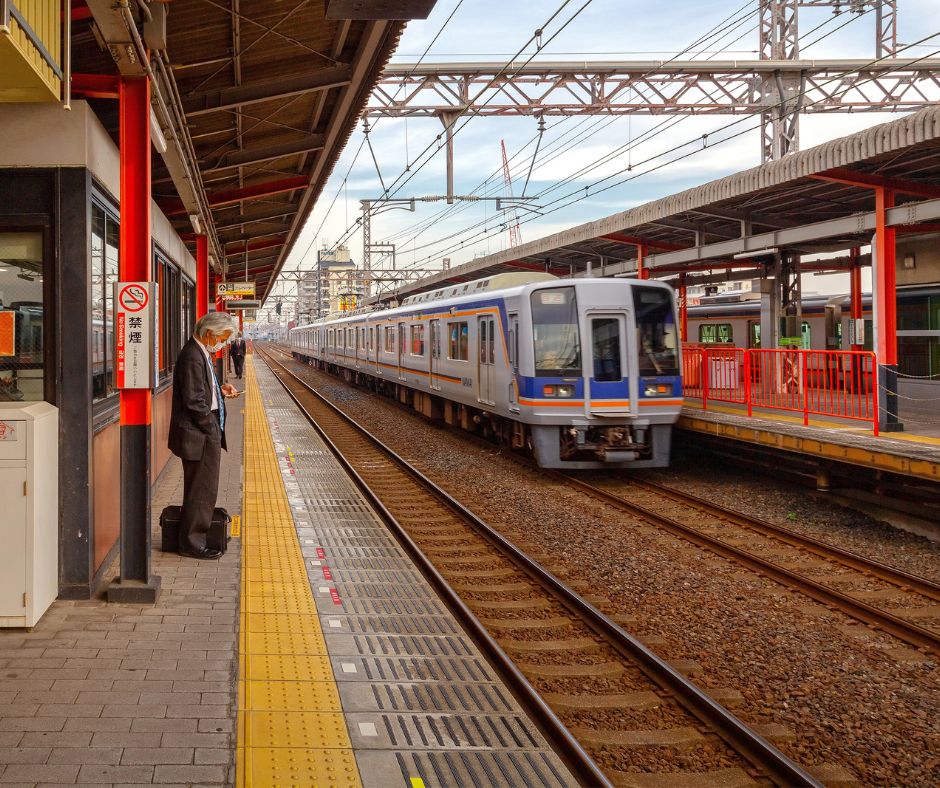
top-left (0, 101), bottom-right (196, 598)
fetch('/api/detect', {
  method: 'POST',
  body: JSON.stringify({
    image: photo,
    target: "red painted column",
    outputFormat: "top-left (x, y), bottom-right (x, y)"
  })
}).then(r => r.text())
top-left (196, 235), bottom-right (209, 319)
top-left (636, 243), bottom-right (649, 280)
top-left (874, 187), bottom-right (901, 431)
top-left (849, 246), bottom-right (863, 351)
top-left (109, 75), bottom-right (160, 603)
top-left (678, 272), bottom-right (688, 343)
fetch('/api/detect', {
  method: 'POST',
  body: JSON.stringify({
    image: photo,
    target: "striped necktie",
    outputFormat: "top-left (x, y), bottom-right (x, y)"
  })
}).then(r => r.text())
top-left (208, 357), bottom-right (225, 432)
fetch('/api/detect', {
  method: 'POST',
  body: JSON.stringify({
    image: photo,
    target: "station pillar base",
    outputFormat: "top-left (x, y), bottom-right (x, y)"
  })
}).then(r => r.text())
top-left (107, 576), bottom-right (163, 604)
top-left (877, 364), bottom-right (904, 433)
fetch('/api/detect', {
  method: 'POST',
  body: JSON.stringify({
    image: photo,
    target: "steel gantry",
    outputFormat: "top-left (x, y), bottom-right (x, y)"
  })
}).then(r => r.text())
top-left (366, 2), bottom-right (928, 162)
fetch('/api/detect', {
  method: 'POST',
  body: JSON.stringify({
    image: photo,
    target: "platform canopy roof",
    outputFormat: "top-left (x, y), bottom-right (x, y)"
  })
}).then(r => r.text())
top-left (375, 104), bottom-right (940, 302)
top-left (71, 0), bottom-right (437, 302)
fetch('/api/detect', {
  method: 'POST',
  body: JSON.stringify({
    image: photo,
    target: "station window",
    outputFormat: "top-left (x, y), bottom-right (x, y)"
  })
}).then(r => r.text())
top-left (0, 231), bottom-right (45, 402)
top-left (411, 324), bottom-right (425, 356)
top-left (448, 321), bottom-right (469, 361)
top-left (698, 323), bottom-right (733, 344)
top-left (154, 251), bottom-right (192, 378)
top-left (91, 201), bottom-right (120, 401)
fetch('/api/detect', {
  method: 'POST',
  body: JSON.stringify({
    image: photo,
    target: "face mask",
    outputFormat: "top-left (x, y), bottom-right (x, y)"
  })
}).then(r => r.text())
top-left (207, 341), bottom-right (226, 353)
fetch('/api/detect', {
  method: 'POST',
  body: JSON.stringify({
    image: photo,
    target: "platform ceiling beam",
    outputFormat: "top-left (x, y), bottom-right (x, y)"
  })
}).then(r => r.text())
top-left (201, 135), bottom-right (326, 173)
top-left (183, 65), bottom-right (353, 117)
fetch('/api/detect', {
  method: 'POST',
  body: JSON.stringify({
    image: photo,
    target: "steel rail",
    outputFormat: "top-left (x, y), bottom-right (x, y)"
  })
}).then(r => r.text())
top-left (558, 473), bottom-right (940, 658)
top-left (259, 347), bottom-right (821, 788)
top-left (627, 477), bottom-right (940, 603)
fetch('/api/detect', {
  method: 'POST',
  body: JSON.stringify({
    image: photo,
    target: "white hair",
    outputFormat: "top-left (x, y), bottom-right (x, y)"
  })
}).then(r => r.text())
top-left (194, 311), bottom-right (236, 339)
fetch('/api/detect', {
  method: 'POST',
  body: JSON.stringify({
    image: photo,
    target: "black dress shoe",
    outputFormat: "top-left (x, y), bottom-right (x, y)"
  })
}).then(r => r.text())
top-left (179, 546), bottom-right (223, 560)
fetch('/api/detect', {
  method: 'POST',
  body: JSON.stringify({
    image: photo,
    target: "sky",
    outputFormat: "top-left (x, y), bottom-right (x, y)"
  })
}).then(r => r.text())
top-left (263, 0), bottom-right (940, 315)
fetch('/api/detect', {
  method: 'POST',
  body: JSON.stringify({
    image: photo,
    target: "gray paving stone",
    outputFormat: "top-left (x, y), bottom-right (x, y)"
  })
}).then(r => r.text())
top-left (152, 765), bottom-right (225, 784)
top-left (47, 747), bottom-right (123, 765)
top-left (0, 764), bottom-right (81, 783)
top-left (62, 719), bottom-right (132, 733)
top-left (121, 748), bottom-right (194, 765)
top-left (0, 747), bottom-right (52, 764)
top-left (77, 765), bottom-right (155, 783)
top-left (20, 732), bottom-right (93, 748)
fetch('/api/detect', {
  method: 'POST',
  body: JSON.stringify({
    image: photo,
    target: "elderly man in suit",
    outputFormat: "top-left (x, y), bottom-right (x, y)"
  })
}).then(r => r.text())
top-left (168, 311), bottom-right (240, 560)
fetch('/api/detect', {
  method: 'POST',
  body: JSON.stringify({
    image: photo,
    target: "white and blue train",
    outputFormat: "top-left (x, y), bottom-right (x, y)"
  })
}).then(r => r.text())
top-left (289, 273), bottom-right (682, 468)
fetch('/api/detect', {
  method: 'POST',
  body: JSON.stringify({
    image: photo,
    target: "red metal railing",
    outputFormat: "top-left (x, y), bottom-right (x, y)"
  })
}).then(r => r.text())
top-left (681, 345), bottom-right (879, 435)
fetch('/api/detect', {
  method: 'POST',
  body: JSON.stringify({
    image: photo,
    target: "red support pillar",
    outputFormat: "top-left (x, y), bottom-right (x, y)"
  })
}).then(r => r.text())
top-left (108, 75), bottom-right (160, 603)
top-left (849, 246), bottom-right (863, 351)
top-left (874, 187), bottom-right (902, 431)
top-left (196, 235), bottom-right (209, 319)
top-left (637, 243), bottom-right (649, 280)
top-left (678, 272), bottom-right (688, 342)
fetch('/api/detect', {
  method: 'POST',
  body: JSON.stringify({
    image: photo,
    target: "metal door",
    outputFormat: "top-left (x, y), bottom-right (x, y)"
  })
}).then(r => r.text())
top-left (0, 468), bottom-right (27, 616)
top-left (429, 319), bottom-right (442, 390)
top-left (398, 322), bottom-right (406, 380)
top-left (477, 315), bottom-right (496, 405)
top-left (589, 313), bottom-right (633, 415)
top-left (508, 313), bottom-right (519, 410)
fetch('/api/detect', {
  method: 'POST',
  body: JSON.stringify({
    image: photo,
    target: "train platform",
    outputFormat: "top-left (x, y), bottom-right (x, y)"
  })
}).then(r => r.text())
top-left (679, 399), bottom-right (940, 483)
top-left (0, 356), bottom-right (576, 786)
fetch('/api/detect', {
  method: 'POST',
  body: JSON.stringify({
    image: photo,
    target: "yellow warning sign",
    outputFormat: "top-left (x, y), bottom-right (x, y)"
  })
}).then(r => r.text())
top-left (230, 514), bottom-right (241, 537)
top-left (0, 311), bottom-right (14, 357)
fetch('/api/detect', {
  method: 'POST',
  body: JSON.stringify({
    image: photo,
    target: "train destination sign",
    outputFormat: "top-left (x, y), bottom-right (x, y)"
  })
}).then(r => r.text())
top-left (217, 282), bottom-right (256, 299)
top-left (115, 282), bottom-right (157, 389)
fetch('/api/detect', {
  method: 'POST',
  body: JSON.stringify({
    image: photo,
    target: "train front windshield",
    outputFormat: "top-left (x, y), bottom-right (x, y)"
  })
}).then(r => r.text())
top-left (531, 287), bottom-right (582, 377)
top-left (633, 286), bottom-right (679, 376)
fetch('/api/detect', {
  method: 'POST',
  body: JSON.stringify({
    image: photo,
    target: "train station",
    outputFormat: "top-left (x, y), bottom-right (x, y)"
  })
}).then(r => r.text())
top-left (0, 1), bottom-right (938, 786)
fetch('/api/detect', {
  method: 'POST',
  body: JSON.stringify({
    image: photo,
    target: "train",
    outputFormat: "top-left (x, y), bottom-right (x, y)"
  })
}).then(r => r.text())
top-left (290, 273), bottom-right (682, 468)
top-left (685, 291), bottom-right (873, 351)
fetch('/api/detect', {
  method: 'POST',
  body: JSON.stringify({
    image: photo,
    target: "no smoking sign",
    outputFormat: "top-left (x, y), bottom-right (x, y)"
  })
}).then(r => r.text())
top-left (119, 283), bottom-right (149, 312)
top-left (114, 281), bottom-right (157, 389)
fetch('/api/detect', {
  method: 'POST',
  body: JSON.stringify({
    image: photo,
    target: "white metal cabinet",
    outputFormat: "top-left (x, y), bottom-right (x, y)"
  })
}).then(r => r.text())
top-left (0, 402), bottom-right (58, 628)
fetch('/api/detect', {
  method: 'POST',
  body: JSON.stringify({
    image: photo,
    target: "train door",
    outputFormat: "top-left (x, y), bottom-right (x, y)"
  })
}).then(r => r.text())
top-left (477, 314), bottom-right (496, 405)
top-left (397, 322), bottom-right (406, 380)
top-left (429, 319), bottom-right (442, 390)
top-left (590, 312), bottom-right (633, 415)
top-left (508, 313), bottom-right (519, 410)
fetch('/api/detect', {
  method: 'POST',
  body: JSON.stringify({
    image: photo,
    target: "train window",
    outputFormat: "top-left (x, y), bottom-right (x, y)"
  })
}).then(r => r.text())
top-left (698, 323), bottom-right (733, 344)
top-left (448, 321), bottom-right (469, 361)
top-left (91, 201), bottom-right (120, 401)
top-left (633, 286), bottom-right (679, 376)
top-left (801, 321), bottom-right (811, 350)
top-left (591, 318), bottom-right (622, 381)
top-left (411, 325), bottom-right (425, 356)
top-left (748, 322), bottom-right (761, 349)
top-left (479, 320), bottom-right (487, 363)
top-left (531, 287), bottom-right (581, 377)
top-left (384, 326), bottom-right (395, 353)
top-left (0, 231), bottom-right (45, 402)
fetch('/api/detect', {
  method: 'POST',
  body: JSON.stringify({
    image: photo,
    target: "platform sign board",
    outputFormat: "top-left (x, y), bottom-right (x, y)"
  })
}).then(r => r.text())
top-left (226, 299), bottom-right (261, 310)
top-left (0, 311), bottom-right (14, 357)
top-left (114, 282), bottom-right (157, 389)
top-left (217, 282), bottom-right (256, 300)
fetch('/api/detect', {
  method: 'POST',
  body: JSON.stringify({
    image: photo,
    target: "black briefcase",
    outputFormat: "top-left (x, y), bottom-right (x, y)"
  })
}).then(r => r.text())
top-left (160, 506), bottom-right (231, 554)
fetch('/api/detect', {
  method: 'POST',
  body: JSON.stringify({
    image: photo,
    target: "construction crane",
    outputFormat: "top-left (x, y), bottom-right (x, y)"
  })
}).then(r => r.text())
top-left (500, 139), bottom-right (522, 248)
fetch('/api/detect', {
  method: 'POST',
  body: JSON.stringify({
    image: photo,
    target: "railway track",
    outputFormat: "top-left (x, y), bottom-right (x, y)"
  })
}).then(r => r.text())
top-left (269, 344), bottom-right (940, 658)
top-left (258, 347), bottom-right (819, 787)
top-left (570, 474), bottom-right (940, 659)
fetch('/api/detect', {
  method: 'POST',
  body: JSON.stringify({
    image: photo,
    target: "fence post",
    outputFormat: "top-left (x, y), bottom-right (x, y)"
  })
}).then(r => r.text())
top-left (701, 348), bottom-right (709, 411)
top-left (801, 350), bottom-right (809, 426)
top-left (871, 353), bottom-right (879, 437)
top-left (746, 350), bottom-right (753, 417)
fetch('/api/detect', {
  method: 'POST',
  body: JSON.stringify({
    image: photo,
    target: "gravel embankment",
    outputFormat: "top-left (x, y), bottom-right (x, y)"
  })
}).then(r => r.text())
top-left (279, 356), bottom-right (940, 787)
top-left (640, 455), bottom-right (940, 583)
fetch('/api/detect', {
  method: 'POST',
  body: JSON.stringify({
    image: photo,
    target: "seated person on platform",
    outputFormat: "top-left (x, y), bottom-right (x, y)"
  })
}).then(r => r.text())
top-left (168, 312), bottom-right (241, 560)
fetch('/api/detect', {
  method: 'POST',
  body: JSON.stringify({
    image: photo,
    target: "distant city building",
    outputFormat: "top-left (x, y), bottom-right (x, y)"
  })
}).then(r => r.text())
top-left (297, 244), bottom-right (364, 320)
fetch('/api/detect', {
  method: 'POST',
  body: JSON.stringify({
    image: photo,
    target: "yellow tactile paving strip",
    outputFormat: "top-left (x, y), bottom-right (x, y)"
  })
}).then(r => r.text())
top-left (237, 357), bottom-right (362, 788)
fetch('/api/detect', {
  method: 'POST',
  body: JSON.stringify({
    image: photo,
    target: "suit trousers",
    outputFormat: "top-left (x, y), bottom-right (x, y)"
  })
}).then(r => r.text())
top-left (232, 355), bottom-right (245, 378)
top-left (180, 436), bottom-right (222, 552)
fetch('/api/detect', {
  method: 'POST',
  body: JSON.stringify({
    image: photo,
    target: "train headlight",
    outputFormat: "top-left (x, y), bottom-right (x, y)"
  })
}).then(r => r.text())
top-left (644, 383), bottom-right (673, 397)
top-left (542, 384), bottom-right (576, 398)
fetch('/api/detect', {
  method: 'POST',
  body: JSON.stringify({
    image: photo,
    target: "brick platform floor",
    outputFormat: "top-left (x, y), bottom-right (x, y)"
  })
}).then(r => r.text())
top-left (0, 391), bottom-right (244, 786)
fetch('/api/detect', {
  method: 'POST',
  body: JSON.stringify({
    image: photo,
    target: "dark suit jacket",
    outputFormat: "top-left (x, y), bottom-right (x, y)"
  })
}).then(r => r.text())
top-left (230, 339), bottom-right (246, 359)
top-left (169, 338), bottom-right (227, 460)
